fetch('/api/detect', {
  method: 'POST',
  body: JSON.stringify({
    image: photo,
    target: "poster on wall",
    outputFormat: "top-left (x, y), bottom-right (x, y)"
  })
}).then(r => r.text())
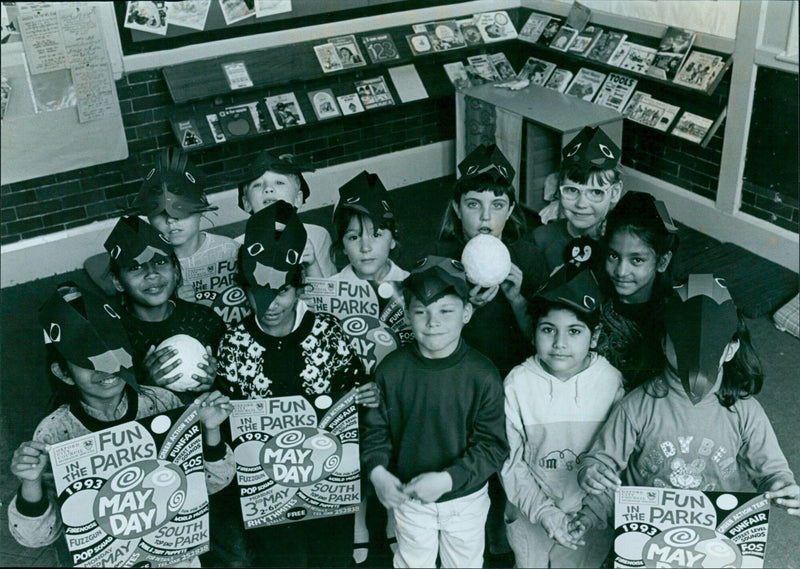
top-left (229, 391), bottom-right (361, 529)
top-left (48, 407), bottom-right (210, 567)
top-left (255, 0), bottom-right (292, 19)
top-left (218, 0), bottom-right (255, 25)
top-left (123, 1), bottom-right (169, 36)
top-left (166, 0), bottom-right (212, 31)
top-left (302, 278), bottom-right (412, 374)
top-left (614, 486), bottom-right (770, 568)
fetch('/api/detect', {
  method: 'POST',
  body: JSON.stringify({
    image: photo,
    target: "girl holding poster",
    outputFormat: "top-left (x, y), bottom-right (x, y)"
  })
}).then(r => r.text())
top-left (8, 283), bottom-right (235, 567)
top-left (575, 275), bottom-right (800, 537)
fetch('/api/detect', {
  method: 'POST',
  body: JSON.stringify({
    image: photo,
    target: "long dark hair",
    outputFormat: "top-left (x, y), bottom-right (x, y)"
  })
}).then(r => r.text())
top-left (438, 173), bottom-right (527, 244)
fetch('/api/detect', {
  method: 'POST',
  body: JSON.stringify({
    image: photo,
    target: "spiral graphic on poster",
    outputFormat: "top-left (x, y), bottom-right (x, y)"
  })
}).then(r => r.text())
top-left (702, 540), bottom-right (732, 557)
top-left (310, 436), bottom-right (334, 450)
top-left (662, 527), bottom-right (699, 547)
top-left (342, 317), bottom-right (368, 336)
top-left (372, 329), bottom-right (394, 346)
top-left (275, 430), bottom-right (305, 448)
top-left (110, 466), bottom-right (144, 492)
top-left (152, 468), bottom-right (180, 487)
top-left (168, 489), bottom-right (186, 512)
top-left (222, 286), bottom-right (246, 305)
top-left (324, 454), bottom-right (341, 472)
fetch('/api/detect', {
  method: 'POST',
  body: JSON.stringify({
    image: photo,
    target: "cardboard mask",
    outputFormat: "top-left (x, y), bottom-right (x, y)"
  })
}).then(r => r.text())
top-left (133, 147), bottom-right (216, 219)
top-left (334, 171), bottom-right (394, 224)
top-left (610, 191), bottom-right (678, 234)
top-left (404, 256), bottom-right (470, 305)
top-left (535, 245), bottom-right (604, 315)
top-left (40, 283), bottom-right (137, 388)
top-left (104, 216), bottom-right (172, 268)
top-left (562, 126), bottom-right (620, 173)
top-left (457, 144), bottom-right (515, 184)
top-left (664, 274), bottom-right (738, 404)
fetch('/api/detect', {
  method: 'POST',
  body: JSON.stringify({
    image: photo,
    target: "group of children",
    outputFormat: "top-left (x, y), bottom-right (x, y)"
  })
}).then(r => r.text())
top-left (9, 125), bottom-right (799, 568)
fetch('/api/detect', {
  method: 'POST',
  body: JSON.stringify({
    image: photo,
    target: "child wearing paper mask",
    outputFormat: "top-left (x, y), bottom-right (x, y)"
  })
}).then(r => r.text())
top-left (574, 275), bottom-right (800, 548)
top-left (530, 126), bottom-right (623, 274)
top-left (8, 283), bottom-right (235, 567)
top-left (216, 201), bottom-right (379, 567)
top-left (236, 150), bottom-right (337, 278)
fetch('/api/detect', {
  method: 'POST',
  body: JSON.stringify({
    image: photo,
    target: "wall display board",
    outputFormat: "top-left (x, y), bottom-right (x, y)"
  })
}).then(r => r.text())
top-left (1, 2), bottom-right (127, 185)
top-left (114, 0), bottom-right (470, 55)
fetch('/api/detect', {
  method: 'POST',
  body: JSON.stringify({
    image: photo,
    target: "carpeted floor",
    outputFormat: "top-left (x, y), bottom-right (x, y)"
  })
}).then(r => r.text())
top-left (1, 176), bottom-right (798, 567)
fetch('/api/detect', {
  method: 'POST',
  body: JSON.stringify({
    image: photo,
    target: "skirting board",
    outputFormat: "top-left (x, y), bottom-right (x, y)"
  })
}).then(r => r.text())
top-left (0, 140), bottom-right (455, 288)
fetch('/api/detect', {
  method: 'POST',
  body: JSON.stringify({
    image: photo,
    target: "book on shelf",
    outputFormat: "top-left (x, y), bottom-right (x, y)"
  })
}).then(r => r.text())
top-left (565, 1), bottom-right (592, 32)
top-left (537, 16), bottom-right (564, 47)
top-left (489, 52), bottom-right (517, 80)
top-left (517, 56), bottom-right (557, 86)
top-left (594, 73), bottom-right (638, 112)
top-left (474, 11), bottom-right (517, 43)
top-left (330, 35), bottom-right (367, 69)
top-left (647, 26), bottom-right (696, 81)
top-left (265, 93), bottom-right (306, 129)
top-left (518, 12), bottom-right (552, 44)
top-left (672, 50), bottom-right (726, 91)
top-left (544, 68), bottom-right (574, 93)
top-left (406, 33), bottom-right (433, 56)
top-left (568, 25), bottom-right (604, 56)
top-left (607, 40), bottom-right (632, 67)
top-left (587, 30), bottom-right (628, 63)
top-left (565, 68), bottom-right (607, 101)
top-left (206, 114), bottom-right (226, 143)
top-left (550, 25), bottom-right (578, 52)
top-left (173, 118), bottom-right (204, 149)
top-left (457, 17), bottom-right (484, 45)
top-left (619, 43), bottom-right (657, 74)
top-left (443, 61), bottom-right (472, 89)
top-left (412, 20), bottom-right (467, 52)
top-left (467, 54), bottom-right (502, 83)
top-left (671, 111), bottom-right (714, 143)
top-left (624, 91), bottom-right (680, 131)
top-left (360, 32), bottom-right (400, 64)
top-left (308, 89), bottom-right (341, 120)
top-left (354, 76), bottom-right (395, 109)
top-left (337, 93), bottom-right (365, 115)
top-left (314, 43), bottom-right (344, 73)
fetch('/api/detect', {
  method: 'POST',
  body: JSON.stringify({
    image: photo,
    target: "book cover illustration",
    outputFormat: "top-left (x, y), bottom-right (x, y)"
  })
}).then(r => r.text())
top-left (565, 68), bottom-right (607, 101)
top-left (457, 17), bottom-right (483, 45)
top-left (337, 93), bottom-right (364, 115)
top-left (206, 113), bottom-right (226, 143)
top-left (620, 43), bottom-right (657, 74)
top-left (614, 487), bottom-right (770, 568)
top-left (330, 35), bottom-right (367, 69)
top-left (360, 32), bottom-right (400, 64)
top-left (466, 54), bottom-right (501, 83)
top-left (354, 76), bottom-right (394, 109)
top-left (48, 407), bottom-right (210, 567)
top-left (549, 25), bottom-right (578, 52)
top-left (218, 0), bottom-right (255, 25)
top-left (265, 92), bottom-right (306, 129)
top-left (443, 61), bottom-right (470, 89)
top-left (489, 52), bottom-right (516, 80)
top-left (538, 16), bottom-right (564, 47)
top-left (594, 73), bottom-right (638, 112)
top-left (673, 51), bottom-right (726, 91)
top-left (406, 32), bottom-right (433, 56)
top-left (587, 30), bottom-right (628, 63)
top-left (624, 91), bottom-right (680, 131)
top-left (517, 56), bottom-right (556, 86)
top-left (308, 89), bottom-right (341, 120)
top-left (412, 20), bottom-right (466, 52)
top-left (224, 101), bottom-right (272, 134)
top-left (166, 0), bottom-right (211, 31)
top-left (568, 25), bottom-right (604, 56)
top-left (174, 118), bottom-right (204, 149)
top-left (671, 111), bottom-right (714, 143)
top-left (648, 26), bottom-right (696, 81)
top-left (607, 40), bottom-right (632, 67)
top-left (475, 11), bottom-right (517, 43)
top-left (544, 68), bottom-right (574, 93)
top-left (230, 391), bottom-right (361, 529)
top-left (518, 12), bottom-right (552, 44)
top-left (218, 106), bottom-right (256, 138)
top-left (314, 42), bottom-right (343, 73)
top-left (124, 0), bottom-right (168, 35)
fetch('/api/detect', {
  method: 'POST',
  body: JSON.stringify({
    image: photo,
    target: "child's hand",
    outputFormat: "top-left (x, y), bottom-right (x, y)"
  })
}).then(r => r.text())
top-left (765, 480), bottom-right (800, 517)
top-left (186, 346), bottom-right (218, 392)
top-left (540, 509), bottom-right (586, 550)
top-left (370, 466), bottom-right (408, 509)
top-left (300, 239), bottom-right (323, 277)
top-left (11, 441), bottom-right (50, 483)
top-left (403, 471), bottom-right (452, 503)
top-left (194, 390), bottom-right (233, 432)
top-left (500, 262), bottom-right (523, 302)
top-left (579, 463), bottom-right (621, 495)
top-left (144, 345), bottom-right (182, 388)
top-left (469, 283), bottom-right (499, 307)
top-left (567, 511), bottom-right (592, 541)
top-left (355, 382), bottom-right (380, 408)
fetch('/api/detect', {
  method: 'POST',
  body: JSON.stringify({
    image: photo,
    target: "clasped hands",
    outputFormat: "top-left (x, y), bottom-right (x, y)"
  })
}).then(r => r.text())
top-left (370, 466), bottom-right (452, 509)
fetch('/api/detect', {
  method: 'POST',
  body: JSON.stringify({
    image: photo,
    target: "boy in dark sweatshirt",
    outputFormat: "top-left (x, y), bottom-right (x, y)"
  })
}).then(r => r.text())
top-left (361, 256), bottom-right (509, 568)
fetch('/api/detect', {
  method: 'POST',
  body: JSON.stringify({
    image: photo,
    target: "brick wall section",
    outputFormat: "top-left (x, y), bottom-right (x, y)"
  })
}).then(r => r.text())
top-left (0, 70), bottom-right (455, 245)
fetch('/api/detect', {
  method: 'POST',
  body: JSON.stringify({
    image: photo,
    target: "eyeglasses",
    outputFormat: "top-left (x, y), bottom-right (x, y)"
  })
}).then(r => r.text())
top-left (559, 185), bottom-right (610, 204)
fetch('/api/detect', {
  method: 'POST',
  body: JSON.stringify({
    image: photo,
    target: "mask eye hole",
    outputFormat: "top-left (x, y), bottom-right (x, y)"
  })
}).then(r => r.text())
top-left (110, 245), bottom-right (122, 260)
top-left (450, 259), bottom-right (465, 272)
top-left (104, 304), bottom-right (121, 319)
top-left (414, 257), bottom-right (429, 269)
top-left (599, 144), bottom-right (615, 159)
top-left (583, 295), bottom-right (596, 310)
top-left (49, 323), bottom-right (62, 342)
top-left (566, 142), bottom-right (581, 157)
top-left (286, 249), bottom-right (300, 265)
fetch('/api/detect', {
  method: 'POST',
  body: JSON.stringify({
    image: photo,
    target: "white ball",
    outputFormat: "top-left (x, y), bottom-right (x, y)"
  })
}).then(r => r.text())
top-left (461, 234), bottom-right (512, 288)
top-left (155, 334), bottom-right (207, 392)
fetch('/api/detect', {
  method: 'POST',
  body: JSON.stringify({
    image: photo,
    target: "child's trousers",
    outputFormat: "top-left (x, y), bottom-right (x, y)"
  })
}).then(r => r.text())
top-left (392, 484), bottom-right (489, 568)
top-left (505, 511), bottom-right (614, 568)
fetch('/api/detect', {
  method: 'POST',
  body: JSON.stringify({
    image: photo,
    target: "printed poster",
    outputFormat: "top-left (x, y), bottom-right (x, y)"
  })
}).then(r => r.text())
top-left (178, 257), bottom-right (252, 327)
top-left (302, 278), bottom-right (412, 374)
top-left (230, 391), bottom-right (360, 529)
top-left (166, 0), bottom-right (211, 31)
top-left (614, 486), bottom-right (770, 568)
top-left (48, 407), bottom-right (210, 567)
